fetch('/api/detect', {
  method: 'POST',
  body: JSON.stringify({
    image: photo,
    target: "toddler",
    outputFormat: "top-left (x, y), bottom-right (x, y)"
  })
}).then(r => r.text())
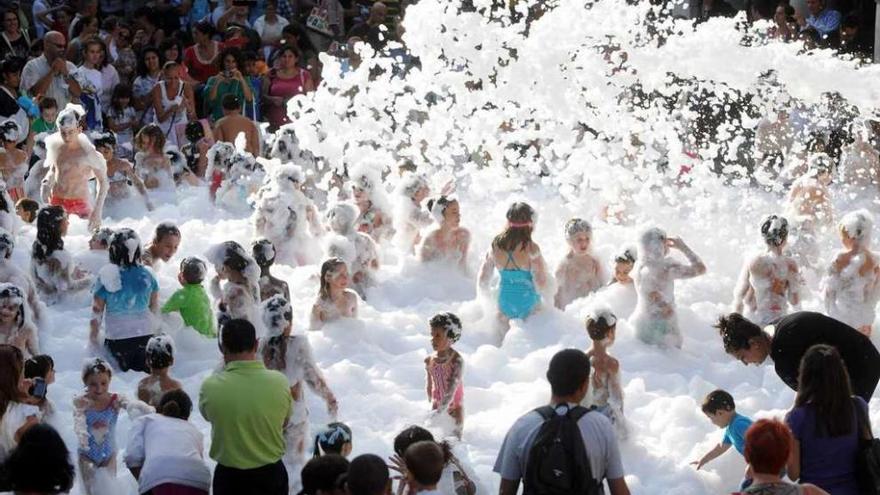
top-left (691, 390), bottom-right (754, 480)
top-left (425, 312), bottom-right (465, 439)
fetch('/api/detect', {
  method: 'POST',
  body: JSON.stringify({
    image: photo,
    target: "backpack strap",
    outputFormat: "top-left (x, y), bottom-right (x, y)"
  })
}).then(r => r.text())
top-left (534, 405), bottom-right (556, 421)
top-left (567, 405), bottom-right (591, 422)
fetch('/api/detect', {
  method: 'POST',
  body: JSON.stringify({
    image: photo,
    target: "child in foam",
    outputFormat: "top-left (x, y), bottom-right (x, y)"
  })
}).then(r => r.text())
top-left (73, 358), bottom-right (154, 494)
top-left (253, 239), bottom-right (290, 302)
top-left (394, 172), bottom-right (433, 253)
top-left (261, 295), bottom-right (338, 481)
top-left (0, 120), bottom-right (28, 201)
top-left (325, 202), bottom-right (379, 299)
top-left (137, 334), bottom-right (183, 407)
top-left (161, 257), bottom-right (216, 338)
top-left (89, 229), bottom-right (159, 372)
top-left (313, 422), bottom-right (352, 458)
top-left (0, 284), bottom-right (38, 358)
top-left (691, 390), bottom-right (753, 487)
top-left (350, 164), bottom-right (394, 243)
top-left (134, 124), bottom-right (175, 191)
top-left (310, 258), bottom-right (359, 331)
top-left (420, 196), bottom-right (470, 273)
top-left (0, 229), bottom-right (45, 327)
top-left (207, 240), bottom-right (262, 331)
top-left (788, 153), bottom-right (834, 226)
top-left (554, 218), bottom-right (605, 310)
top-left (91, 130), bottom-right (153, 216)
top-left (823, 210), bottom-right (880, 336)
top-left (425, 312), bottom-right (465, 439)
top-left (631, 227), bottom-right (705, 348)
top-left (582, 310), bottom-right (625, 437)
top-left (477, 202), bottom-right (549, 327)
top-left (733, 215), bottom-right (801, 325)
top-left (30, 206), bottom-right (92, 303)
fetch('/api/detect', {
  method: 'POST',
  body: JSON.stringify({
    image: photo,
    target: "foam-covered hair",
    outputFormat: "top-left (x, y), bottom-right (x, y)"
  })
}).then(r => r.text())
top-left (429, 312), bottom-right (462, 343)
top-left (0, 283), bottom-right (25, 328)
top-left (840, 209), bottom-right (874, 245)
top-left (564, 218), bottom-right (592, 240)
top-left (0, 228), bottom-right (13, 259)
top-left (760, 215), bottom-right (788, 247)
top-left (613, 246), bottom-right (637, 264)
top-left (81, 357), bottom-right (112, 382)
top-left (585, 307), bottom-right (617, 340)
top-left (807, 153), bottom-right (833, 176)
top-left (205, 240), bottom-right (260, 288)
top-left (108, 228), bottom-right (142, 267)
top-left (273, 163), bottom-right (305, 185)
top-left (399, 173), bottom-right (429, 198)
top-left (326, 203), bottom-right (358, 234)
top-left (349, 164), bottom-right (380, 193)
top-left (252, 238), bottom-right (277, 267)
top-left (0, 120), bottom-right (19, 142)
top-left (427, 195), bottom-right (456, 223)
top-left (145, 333), bottom-right (175, 369)
top-left (90, 227), bottom-right (114, 246)
top-left (262, 294), bottom-right (293, 338)
top-left (639, 227), bottom-right (667, 260)
top-left (56, 103), bottom-right (86, 130)
top-left (89, 130), bottom-right (116, 149)
top-left (205, 141), bottom-right (236, 177)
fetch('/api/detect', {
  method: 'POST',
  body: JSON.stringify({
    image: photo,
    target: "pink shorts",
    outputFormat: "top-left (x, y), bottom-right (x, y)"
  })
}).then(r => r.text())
top-left (49, 196), bottom-right (91, 218)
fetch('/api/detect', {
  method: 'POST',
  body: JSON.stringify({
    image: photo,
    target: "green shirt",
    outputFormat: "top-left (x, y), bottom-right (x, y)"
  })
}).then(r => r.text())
top-left (31, 118), bottom-right (56, 134)
top-left (161, 284), bottom-right (216, 337)
top-left (205, 77), bottom-right (246, 122)
top-left (199, 360), bottom-right (292, 469)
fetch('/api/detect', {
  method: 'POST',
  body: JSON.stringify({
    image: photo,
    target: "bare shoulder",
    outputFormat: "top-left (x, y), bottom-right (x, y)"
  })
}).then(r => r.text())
top-left (607, 356), bottom-right (620, 373)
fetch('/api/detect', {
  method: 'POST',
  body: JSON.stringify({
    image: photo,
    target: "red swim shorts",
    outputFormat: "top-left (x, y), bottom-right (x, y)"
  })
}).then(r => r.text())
top-left (49, 196), bottom-right (91, 218)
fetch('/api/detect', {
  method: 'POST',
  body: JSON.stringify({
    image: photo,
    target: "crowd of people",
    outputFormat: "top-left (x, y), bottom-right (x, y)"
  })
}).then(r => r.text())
top-left (0, 0), bottom-right (874, 494)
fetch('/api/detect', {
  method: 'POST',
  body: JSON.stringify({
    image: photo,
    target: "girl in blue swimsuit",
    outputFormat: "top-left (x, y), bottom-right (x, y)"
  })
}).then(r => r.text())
top-left (479, 202), bottom-right (547, 325)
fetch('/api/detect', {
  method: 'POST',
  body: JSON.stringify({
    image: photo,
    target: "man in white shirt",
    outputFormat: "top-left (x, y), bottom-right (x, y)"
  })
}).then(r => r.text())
top-left (494, 349), bottom-right (631, 495)
top-left (19, 31), bottom-right (82, 108)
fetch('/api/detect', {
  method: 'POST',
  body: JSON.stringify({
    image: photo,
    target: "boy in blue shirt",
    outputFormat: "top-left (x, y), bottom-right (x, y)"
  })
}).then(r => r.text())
top-left (691, 389), bottom-right (754, 473)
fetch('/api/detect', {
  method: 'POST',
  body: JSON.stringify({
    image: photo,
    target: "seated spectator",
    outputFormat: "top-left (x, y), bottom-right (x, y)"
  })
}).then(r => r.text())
top-left (68, 0), bottom-right (98, 40)
top-left (213, 0), bottom-right (252, 31)
top-left (837, 14), bottom-right (871, 59)
top-left (348, 2), bottom-right (388, 51)
top-left (346, 454), bottom-right (392, 495)
top-left (109, 22), bottom-right (137, 84)
top-left (262, 44), bottom-right (315, 132)
top-left (797, 0), bottom-right (841, 37)
top-left (4, 424), bottom-right (75, 494)
top-left (183, 21), bottom-right (222, 85)
top-left (300, 454), bottom-right (350, 495)
top-left (769, 4), bottom-right (797, 41)
top-left (214, 94), bottom-right (260, 156)
top-left (493, 349), bottom-right (629, 495)
top-left (0, 9), bottom-right (30, 59)
top-left (0, 56), bottom-right (28, 145)
top-left (204, 47), bottom-right (254, 122)
top-left (254, 0), bottom-right (290, 53)
top-left (737, 418), bottom-right (829, 495)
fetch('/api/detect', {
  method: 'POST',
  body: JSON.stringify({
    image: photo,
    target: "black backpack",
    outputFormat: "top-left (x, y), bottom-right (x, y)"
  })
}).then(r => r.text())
top-left (524, 405), bottom-right (601, 495)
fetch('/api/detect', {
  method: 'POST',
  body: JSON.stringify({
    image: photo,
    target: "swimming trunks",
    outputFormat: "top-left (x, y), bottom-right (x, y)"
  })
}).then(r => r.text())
top-left (50, 196), bottom-right (91, 218)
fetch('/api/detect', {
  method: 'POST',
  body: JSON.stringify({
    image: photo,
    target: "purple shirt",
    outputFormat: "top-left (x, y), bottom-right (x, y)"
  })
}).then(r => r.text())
top-left (785, 397), bottom-right (866, 495)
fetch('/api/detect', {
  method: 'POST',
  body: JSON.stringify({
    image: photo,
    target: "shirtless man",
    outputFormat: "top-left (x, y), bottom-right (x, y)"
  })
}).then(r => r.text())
top-left (733, 215), bottom-right (801, 325)
top-left (40, 104), bottom-right (107, 230)
top-left (213, 94), bottom-right (260, 156)
top-left (141, 222), bottom-right (182, 267)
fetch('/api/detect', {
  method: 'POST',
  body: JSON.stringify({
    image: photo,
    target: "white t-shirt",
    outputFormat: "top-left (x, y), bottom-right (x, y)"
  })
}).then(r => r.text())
top-left (0, 402), bottom-right (40, 463)
top-left (124, 414), bottom-right (211, 493)
top-left (254, 15), bottom-right (289, 46)
top-left (20, 55), bottom-right (78, 108)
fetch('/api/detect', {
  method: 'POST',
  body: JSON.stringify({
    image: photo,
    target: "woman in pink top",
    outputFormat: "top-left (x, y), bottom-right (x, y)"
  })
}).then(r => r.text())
top-left (261, 44), bottom-right (314, 132)
top-left (425, 312), bottom-right (465, 439)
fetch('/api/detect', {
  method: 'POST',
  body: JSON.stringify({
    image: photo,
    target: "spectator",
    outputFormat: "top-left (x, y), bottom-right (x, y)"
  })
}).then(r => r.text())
top-left (348, 2), bottom-right (388, 51)
top-left (183, 21), bottom-right (222, 85)
top-left (132, 8), bottom-right (166, 49)
top-left (699, 0), bottom-right (738, 21)
top-left (104, 84), bottom-right (137, 158)
top-left (77, 37), bottom-right (120, 129)
top-left (124, 389), bottom-right (212, 495)
top-left (68, 0), bottom-right (98, 41)
top-left (214, 94), bottom-right (260, 155)
top-left (100, 0), bottom-right (125, 18)
top-left (300, 454), bottom-right (350, 495)
top-left (222, 24), bottom-right (253, 51)
top-left (109, 22), bottom-right (137, 84)
top-left (150, 61), bottom-right (196, 148)
top-left (31, 0), bottom-right (66, 39)
top-left (493, 348), bottom-right (629, 495)
top-left (0, 55), bottom-right (28, 144)
top-left (737, 418), bottom-right (829, 495)
top-left (19, 31), bottom-right (82, 109)
top-left (262, 44), bottom-right (314, 132)
top-left (769, 4), bottom-right (798, 41)
top-left (254, 0), bottom-right (290, 52)
top-left (0, 344), bottom-right (39, 465)
top-left (141, 222), bottom-right (181, 267)
top-left (65, 15), bottom-right (99, 66)
top-left (204, 47), bottom-right (254, 122)
top-left (716, 311), bottom-right (880, 401)
top-left (199, 318), bottom-right (292, 495)
top-left (159, 38), bottom-right (197, 86)
top-left (837, 14), bottom-right (871, 59)
top-left (242, 50), bottom-right (263, 120)
top-left (0, 9), bottom-right (30, 59)
top-left (133, 46), bottom-right (162, 124)
top-left (4, 424), bottom-right (75, 494)
top-left (785, 345), bottom-right (862, 494)
top-left (346, 454), bottom-right (392, 495)
top-left (213, 0), bottom-right (252, 31)
top-left (797, 0), bottom-right (841, 37)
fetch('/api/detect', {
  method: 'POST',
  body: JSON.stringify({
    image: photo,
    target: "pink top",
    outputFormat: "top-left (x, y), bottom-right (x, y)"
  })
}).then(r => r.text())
top-left (265, 68), bottom-right (312, 131)
top-left (428, 355), bottom-right (464, 411)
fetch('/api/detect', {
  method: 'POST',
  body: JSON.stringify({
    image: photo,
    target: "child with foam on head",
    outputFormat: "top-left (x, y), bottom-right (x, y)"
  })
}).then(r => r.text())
top-left (419, 196), bottom-right (470, 273)
top-left (610, 247), bottom-right (636, 288)
top-left (554, 218), bottom-right (605, 310)
top-left (0, 230), bottom-right (44, 327)
top-left (425, 312), bottom-right (465, 439)
top-left (88, 228), bottom-right (114, 251)
top-left (89, 229), bottom-right (159, 372)
top-left (92, 130), bottom-right (154, 214)
top-left (260, 294), bottom-right (338, 471)
top-left (207, 240), bottom-right (262, 330)
top-left (73, 357), bottom-right (154, 494)
top-left (325, 202), bottom-right (379, 299)
top-left (0, 283), bottom-right (38, 358)
top-left (394, 172), bottom-right (433, 252)
top-left (691, 390), bottom-right (754, 483)
top-left (582, 309), bottom-right (626, 438)
top-left (0, 179), bottom-right (17, 235)
top-left (253, 238), bottom-right (290, 301)
top-left (733, 215), bottom-right (801, 325)
top-left (31, 206), bottom-right (92, 302)
top-left (350, 164), bottom-right (394, 243)
top-left (823, 209), bottom-right (880, 336)
top-left (137, 334), bottom-right (183, 407)
top-left (161, 256), bottom-right (216, 338)
top-left (310, 257), bottom-right (359, 331)
top-left (0, 120), bottom-right (28, 201)
top-left (313, 422), bottom-right (352, 458)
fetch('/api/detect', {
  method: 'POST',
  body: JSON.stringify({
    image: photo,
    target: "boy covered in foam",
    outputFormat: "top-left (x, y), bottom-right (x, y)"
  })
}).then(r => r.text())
top-left (554, 218), bottom-right (605, 309)
top-left (733, 215), bottom-right (801, 325)
top-left (161, 257), bottom-right (216, 338)
top-left (823, 210), bottom-right (880, 335)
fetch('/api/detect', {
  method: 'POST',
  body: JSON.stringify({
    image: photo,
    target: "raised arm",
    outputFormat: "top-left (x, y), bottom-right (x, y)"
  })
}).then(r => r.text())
top-left (668, 237), bottom-right (706, 279)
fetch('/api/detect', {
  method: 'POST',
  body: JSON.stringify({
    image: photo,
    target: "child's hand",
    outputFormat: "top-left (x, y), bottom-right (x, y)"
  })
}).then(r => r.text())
top-left (690, 459), bottom-right (706, 470)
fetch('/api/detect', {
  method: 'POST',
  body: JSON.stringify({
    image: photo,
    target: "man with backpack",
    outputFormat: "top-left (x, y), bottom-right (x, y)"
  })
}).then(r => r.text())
top-left (493, 349), bottom-right (630, 495)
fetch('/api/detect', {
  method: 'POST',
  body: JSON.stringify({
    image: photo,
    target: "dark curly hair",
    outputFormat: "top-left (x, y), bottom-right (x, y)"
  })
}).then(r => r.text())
top-left (715, 313), bottom-right (764, 354)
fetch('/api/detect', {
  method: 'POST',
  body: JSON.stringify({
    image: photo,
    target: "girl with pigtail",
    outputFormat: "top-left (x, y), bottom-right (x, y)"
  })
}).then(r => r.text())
top-left (425, 312), bottom-right (465, 439)
top-left (261, 295), bottom-right (338, 475)
top-left (31, 206), bottom-right (92, 302)
top-left (419, 195), bottom-right (470, 273)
